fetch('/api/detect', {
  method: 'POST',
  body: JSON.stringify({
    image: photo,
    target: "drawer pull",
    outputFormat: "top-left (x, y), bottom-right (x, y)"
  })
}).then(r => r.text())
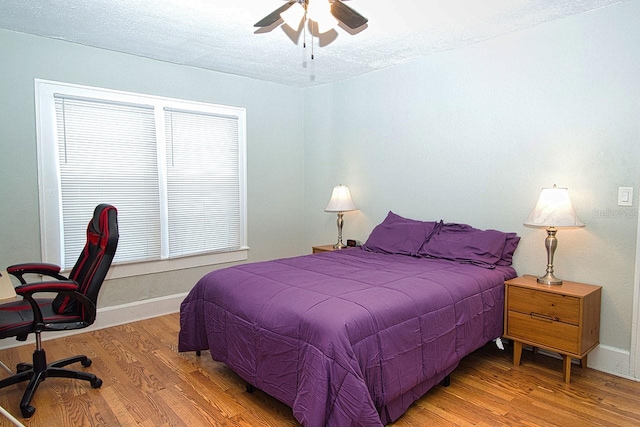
top-left (530, 312), bottom-right (558, 323)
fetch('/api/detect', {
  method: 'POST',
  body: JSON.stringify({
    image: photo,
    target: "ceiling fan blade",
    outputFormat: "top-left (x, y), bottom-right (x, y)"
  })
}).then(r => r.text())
top-left (254, 1), bottom-right (296, 27)
top-left (331, 0), bottom-right (368, 29)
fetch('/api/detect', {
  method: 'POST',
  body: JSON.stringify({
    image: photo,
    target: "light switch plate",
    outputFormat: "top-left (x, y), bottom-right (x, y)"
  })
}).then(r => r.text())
top-left (618, 187), bottom-right (633, 206)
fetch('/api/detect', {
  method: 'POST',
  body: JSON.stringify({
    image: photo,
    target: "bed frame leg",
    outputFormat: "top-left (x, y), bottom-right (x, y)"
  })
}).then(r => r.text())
top-left (440, 375), bottom-right (451, 387)
top-left (246, 383), bottom-right (255, 393)
top-left (196, 350), bottom-right (201, 357)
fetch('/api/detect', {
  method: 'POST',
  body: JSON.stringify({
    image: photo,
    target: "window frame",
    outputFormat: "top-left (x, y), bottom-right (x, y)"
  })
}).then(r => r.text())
top-left (34, 79), bottom-right (248, 279)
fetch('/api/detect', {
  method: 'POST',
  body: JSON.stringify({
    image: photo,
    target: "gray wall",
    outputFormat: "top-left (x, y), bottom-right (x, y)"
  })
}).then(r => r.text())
top-left (0, 29), bottom-right (306, 307)
top-left (303, 1), bottom-right (640, 352)
top-left (1, 2), bottom-right (639, 360)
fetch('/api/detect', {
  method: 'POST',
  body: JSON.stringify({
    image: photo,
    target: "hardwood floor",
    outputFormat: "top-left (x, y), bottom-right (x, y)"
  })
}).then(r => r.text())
top-left (0, 313), bottom-right (639, 426)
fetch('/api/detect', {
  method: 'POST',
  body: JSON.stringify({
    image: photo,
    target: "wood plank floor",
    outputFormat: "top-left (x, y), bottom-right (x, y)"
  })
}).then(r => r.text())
top-left (0, 313), bottom-right (639, 426)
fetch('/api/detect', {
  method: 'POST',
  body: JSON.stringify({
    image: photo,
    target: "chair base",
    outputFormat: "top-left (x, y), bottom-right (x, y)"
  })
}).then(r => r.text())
top-left (0, 348), bottom-right (102, 418)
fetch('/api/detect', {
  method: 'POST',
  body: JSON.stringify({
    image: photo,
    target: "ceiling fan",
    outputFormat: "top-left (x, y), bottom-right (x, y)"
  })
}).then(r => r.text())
top-left (254, 0), bottom-right (368, 32)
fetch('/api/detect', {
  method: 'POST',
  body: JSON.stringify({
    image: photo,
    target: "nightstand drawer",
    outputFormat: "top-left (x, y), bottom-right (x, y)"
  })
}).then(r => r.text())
top-left (507, 310), bottom-right (580, 354)
top-left (508, 286), bottom-right (580, 325)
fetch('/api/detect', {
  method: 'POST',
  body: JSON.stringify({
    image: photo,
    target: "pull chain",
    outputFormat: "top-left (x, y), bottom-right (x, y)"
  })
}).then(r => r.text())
top-left (311, 21), bottom-right (315, 60)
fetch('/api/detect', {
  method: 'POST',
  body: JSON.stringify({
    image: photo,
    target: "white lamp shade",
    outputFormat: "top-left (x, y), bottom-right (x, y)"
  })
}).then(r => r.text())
top-left (325, 185), bottom-right (357, 212)
top-left (281, 2), bottom-right (305, 30)
top-left (524, 186), bottom-right (585, 228)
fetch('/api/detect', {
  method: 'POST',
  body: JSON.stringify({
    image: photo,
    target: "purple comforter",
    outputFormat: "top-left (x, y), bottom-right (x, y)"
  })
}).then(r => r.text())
top-left (179, 249), bottom-right (516, 426)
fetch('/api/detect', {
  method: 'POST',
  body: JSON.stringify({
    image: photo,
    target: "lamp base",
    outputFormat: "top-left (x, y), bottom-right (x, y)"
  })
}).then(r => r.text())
top-left (537, 227), bottom-right (563, 285)
top-left (537, 272), bottom-right (563, 286)
top-left (333, 211), bottom-right (347, 250)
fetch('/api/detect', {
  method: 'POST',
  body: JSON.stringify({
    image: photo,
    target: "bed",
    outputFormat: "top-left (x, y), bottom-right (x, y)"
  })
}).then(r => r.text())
top-left (179, 212), bottom-right (519, 426)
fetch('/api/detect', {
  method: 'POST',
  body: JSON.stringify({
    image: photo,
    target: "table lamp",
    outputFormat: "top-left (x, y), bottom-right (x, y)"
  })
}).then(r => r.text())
top-left (324, 185), bottom-right (357, 249)
top-left (524, 185), bottom-right (585, 285)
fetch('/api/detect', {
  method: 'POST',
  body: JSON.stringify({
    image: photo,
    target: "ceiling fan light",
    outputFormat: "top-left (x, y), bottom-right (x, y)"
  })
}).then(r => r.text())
top-left (307, 0), bottom-right (338, 33)
top-left (280, 2), bottom-right (305, 30)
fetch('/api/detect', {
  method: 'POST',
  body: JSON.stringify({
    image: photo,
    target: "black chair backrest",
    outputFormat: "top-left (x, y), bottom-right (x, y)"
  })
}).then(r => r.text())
top-left (52, 204), bottom-right (119, 320)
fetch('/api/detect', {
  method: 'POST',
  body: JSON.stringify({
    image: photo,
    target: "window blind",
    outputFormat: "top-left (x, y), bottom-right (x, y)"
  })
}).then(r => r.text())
top-left (55, 95), bottom-right (161, 268)
top-left (164, 108), bottom-right (241, 256)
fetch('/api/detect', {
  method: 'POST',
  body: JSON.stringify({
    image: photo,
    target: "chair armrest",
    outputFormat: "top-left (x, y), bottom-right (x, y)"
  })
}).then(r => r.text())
top-left (14, 280), bottom-right (78, 296)
top-left (7, 263), bottom-right (67, 284)
top-left (13, 280), bottom-right (92, 330)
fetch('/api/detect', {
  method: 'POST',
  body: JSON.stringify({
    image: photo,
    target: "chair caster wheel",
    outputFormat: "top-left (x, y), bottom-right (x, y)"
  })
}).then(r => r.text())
top-left (91, 377), bottom-right (103, 388)
top-left (82, 358), bottom-right (92, 367)
top-left (21, 405), bottom-right (36, 418)
top-left (16, 363), bottom-right (31, 373)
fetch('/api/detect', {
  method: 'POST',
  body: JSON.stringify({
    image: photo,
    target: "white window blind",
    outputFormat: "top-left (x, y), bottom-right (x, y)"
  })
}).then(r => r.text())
top-left (55, 95), bottom-right (161, 267)
top-left (164, 109), bottom-right (242, 257)
top-left (36, 80), bottom-right (247, 275)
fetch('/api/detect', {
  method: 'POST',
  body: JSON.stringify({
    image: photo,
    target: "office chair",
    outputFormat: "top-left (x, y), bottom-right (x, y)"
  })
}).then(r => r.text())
top-left (0, 204), bottom-right (118, 418)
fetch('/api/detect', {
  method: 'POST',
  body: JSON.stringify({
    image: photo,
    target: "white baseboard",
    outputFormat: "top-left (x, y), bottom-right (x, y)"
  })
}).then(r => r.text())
top-left (586, 344), bottom-right (636, 380)
top-left (0, 292), bottom-right (188, 350)
top-left (529, 344), bottom-right (636, 381)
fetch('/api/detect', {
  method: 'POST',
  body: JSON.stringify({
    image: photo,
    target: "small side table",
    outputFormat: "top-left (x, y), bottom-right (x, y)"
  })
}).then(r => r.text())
top-left (0, 270), bottom-right (17, 302)
top-left (0, 272), bottom-right (24, 427)
top-left (503, 275), bottom-right (601, 383)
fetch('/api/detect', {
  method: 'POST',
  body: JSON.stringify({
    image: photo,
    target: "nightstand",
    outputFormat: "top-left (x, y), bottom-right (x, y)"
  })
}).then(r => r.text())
top-left (503, 275), bottom-right (601, 383)
top-left (312, 245), bottom-right (337, 253)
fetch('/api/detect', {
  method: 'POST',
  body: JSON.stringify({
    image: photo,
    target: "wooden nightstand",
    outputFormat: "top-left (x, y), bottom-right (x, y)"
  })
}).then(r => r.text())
top-left (312, 245), bottom-right (337, 253)
top-left (503, 275), bottom-right (601, 383)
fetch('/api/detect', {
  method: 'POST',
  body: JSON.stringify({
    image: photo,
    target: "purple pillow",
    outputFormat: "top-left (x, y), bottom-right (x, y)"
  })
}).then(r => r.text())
top-left (383, 211), bottom-right (421, 224)
top-left (419, 223), bottom-right (508, 268)
top-left (496, 232), bottom-right (520, 266)
top-left (363, 212), bottom-right (439, 256)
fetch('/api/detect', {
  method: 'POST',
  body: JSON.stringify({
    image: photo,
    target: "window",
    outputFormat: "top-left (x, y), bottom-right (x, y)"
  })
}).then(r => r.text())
top-left (36, 80), bottom-right (247, 278)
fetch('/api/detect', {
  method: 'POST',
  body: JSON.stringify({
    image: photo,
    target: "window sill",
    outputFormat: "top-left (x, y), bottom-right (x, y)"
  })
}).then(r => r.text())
top-left (104, 247), bottom-right (249, 279)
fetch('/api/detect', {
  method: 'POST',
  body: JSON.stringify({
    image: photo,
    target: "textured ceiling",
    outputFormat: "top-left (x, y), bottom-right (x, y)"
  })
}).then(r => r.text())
top-left (0, 0), bottom-right (627, 87)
